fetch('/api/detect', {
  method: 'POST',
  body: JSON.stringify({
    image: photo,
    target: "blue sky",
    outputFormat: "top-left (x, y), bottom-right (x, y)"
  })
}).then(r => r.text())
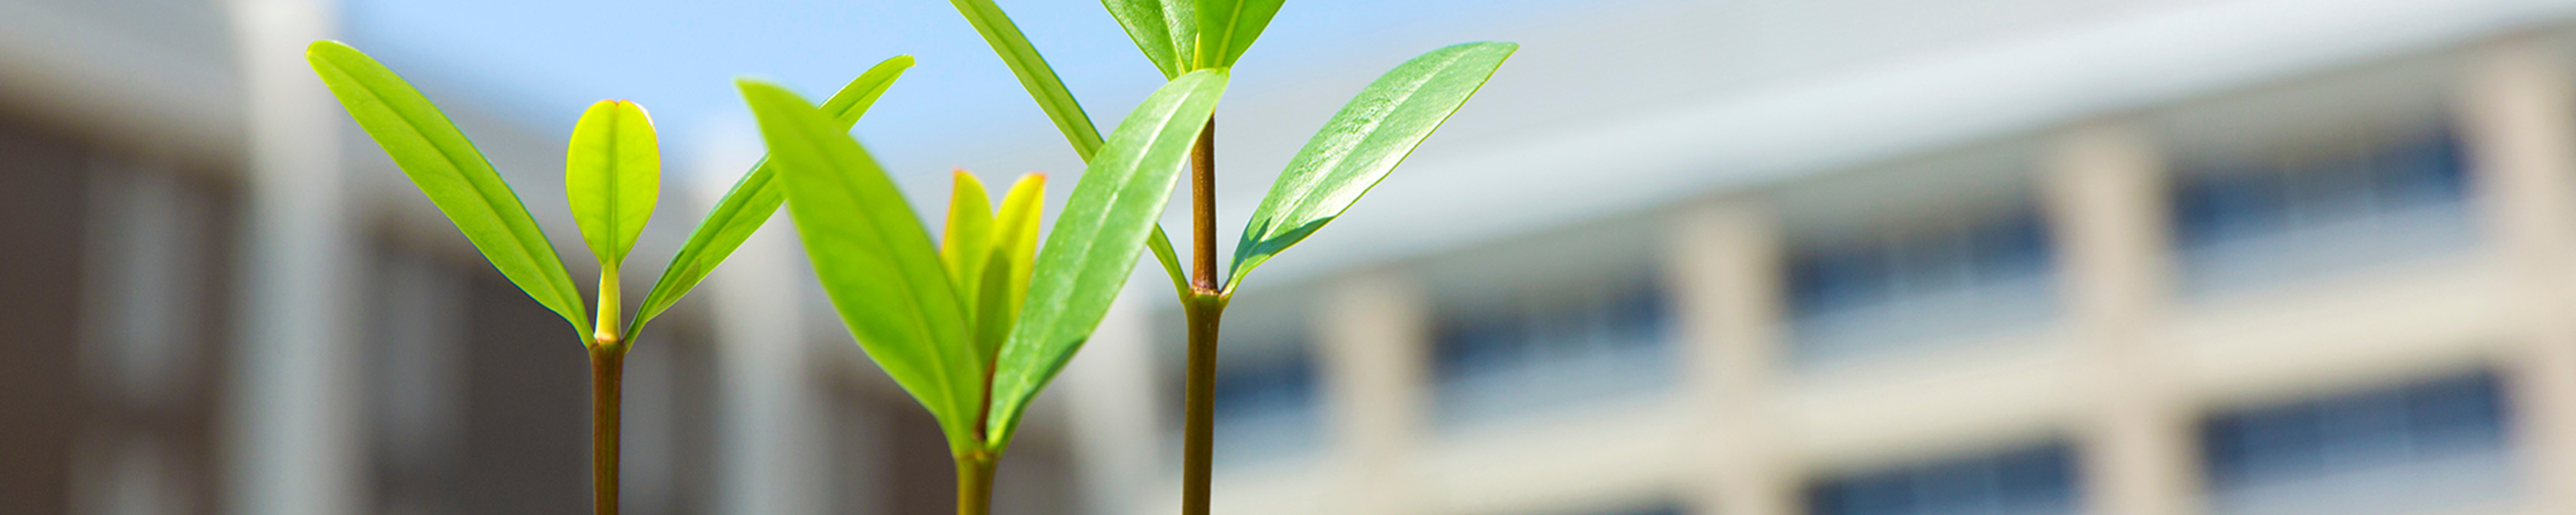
top-left (341, 0), bottom-right (1598, 178)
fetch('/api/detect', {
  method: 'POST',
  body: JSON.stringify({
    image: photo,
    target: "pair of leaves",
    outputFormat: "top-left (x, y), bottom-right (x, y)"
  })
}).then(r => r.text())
top-left (740, 70), bottom-right (1227, 454)
top-left (1102, 0), bottom-right (1285, 78)
top-left (941, 172), bottom-right (1046, 372)
top-left (307, 40), bottom-right (911, 344)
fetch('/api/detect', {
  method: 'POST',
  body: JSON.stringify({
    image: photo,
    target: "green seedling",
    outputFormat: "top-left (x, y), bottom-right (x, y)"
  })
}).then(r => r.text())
top-left (305, 41), bottom-right (912, 515)
top-left (945, 1), bottom-right (1516, 513)
top-left (736, 67), bottom-right (1226, 514)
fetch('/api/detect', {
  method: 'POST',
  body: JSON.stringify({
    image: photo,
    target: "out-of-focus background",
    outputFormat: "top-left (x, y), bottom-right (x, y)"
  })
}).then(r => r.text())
top-left (11, 1), bottom-right (2576, 514)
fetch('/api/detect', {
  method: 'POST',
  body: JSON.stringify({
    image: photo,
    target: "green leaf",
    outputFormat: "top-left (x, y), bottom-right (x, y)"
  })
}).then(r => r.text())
top-left (975, 173), bottom-right (1046, 362)
top-left (987, 69), bottom-right (1230, 449)
top-left (1228, 41), bottom-right (1515, 289)
top-left (1102, 0), bottom-right (1194, 79)
top-left (626, 56), bottom-right (912, 338)
top-left (949, 0), bottom-right (1108, 158)
top-left (942, 170), bottom-right (997, 313)
top-left (305, 40), bottom-right (590, 336)
top-left (565, 99), bottom-right (661, 266)
top-left (1194, 0), bottom-right (1283, 70)
top-left (738, 79), bottom-right (983, 455)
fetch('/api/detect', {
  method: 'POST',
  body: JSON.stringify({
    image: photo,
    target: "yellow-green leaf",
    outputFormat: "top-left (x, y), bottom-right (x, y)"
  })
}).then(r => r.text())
top-left (565, 99), bottom-right (661, 266)
top-left (305, 40), bottom-right (590, 336)
top-left (943, 170), bottom-right (997, 314)
top-left (626, 56), bottom-right (912, 339)
top-left (975, 173), bottom-right (1046, 358)
top-left (738, 79), bottom-right (982, 456)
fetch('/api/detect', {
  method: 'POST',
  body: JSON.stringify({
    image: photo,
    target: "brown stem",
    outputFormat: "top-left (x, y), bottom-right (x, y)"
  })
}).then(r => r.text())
top-left (1181, 113), bottom-right (1223, 515)
top-left (956, 452), bottom-right (997, 515)
top-left (1191, 116), bottom-right (1218, 292)
top-left (1180, 293), bottom-right (1224, 515)
top-left (589, 344), bottom-right (626, 515)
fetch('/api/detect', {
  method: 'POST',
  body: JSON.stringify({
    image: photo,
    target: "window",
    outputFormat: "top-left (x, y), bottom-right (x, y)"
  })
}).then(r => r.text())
top-left (1786, 209), bottom-right (2056, 368)
top-left (1432, 278), bottom-right (1674, 425)
top-left (1212, 349), bottom-right (1322, 466)
top-left (1807, 444), bottom-right (2080, 515)
top-left (2170, 128), bottom-right (2473, 296)
top-left (2201, 371), bottom-right (2515, 515)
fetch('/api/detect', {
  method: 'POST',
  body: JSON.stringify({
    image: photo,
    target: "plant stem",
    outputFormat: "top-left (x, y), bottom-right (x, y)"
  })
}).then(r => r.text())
top-left (1190, 117), bottom-right (1218, 291)
top-left (956, 452), bottom-right (998, 515)
top-left (1181, 293), bottom-right (1223, 515)
top-left (1181, 115), bottom-right (1221, 515)
top-left (589, 343), bottom-right (626, 515)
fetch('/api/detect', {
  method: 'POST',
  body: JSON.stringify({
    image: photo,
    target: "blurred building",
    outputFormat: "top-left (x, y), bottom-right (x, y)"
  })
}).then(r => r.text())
top-left (1063, 1), bottom-right (2576, 515)
top-left (0, 1), bottom-right (1080, 514)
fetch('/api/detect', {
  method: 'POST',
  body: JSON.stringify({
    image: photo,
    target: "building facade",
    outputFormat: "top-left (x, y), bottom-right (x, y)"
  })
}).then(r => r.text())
top-left (1066, 2), bottom-right (2576, 515)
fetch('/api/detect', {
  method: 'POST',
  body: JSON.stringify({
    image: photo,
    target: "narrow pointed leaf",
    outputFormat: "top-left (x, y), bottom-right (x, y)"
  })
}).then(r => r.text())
top-left (739, 79), bottom-right (982, 454)
top-left (943, 170), bottom-right (997, 314)
top-left (626, 56), bottom-right (912, 338)
top-left (987, 69), bottom-right (1230, 448)
top-left (305, 41), bottom-right (590, 336)
top-left (565, 99), bottom-right (661, 266)
top-left (1102, 0), bottom-right (1194, 78)
top-left (949, 0), bottom-right (1108, 156)
top-left (1228, 42), bottom-right (1515, 289)
top-left (1194, 0), bottom-right (1283, 69)
top-left (976, 173), bottom-right (1046, 356)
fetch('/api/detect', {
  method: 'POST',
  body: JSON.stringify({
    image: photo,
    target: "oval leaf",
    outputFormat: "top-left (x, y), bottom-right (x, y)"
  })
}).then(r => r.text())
top-left (738, 79), bottom-right (984, 455)
top-left (305, 41), bottom-right (590, 336)
top-left (1102, 0), bottom-right (1195, 78)
top-left (626, 56), bottom-right (913, 338)
top-left (566, 99), bottom-right (661, 266)
top-left (1227, 41), bottom-right (1516, 289)
top-left (986, 69), bottom-right (1230, 448)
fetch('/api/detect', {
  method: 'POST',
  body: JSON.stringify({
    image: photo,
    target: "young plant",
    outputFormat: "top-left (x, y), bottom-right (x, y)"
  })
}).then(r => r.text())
top-left (304, 41), bottom-right (912, 515)
top-left (945, 2), bottom-right (1514, 513)
top-left (734, 66), bottom-right (1224, 514)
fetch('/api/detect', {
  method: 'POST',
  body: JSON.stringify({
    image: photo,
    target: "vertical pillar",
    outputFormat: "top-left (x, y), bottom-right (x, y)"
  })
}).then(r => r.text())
top-left (222, 1), bottom-right (361, 514)
top-left (1318, 269), bottom-right (1431, 515)
top-left (1060, 296), bottom-right (1165, 515)
top-left (705, 159), bottom-right (826, 515)
top-left (2459, 37), bottom-right (2576, 515)
top-left (1671, 201), bottom-right (1796, 515)
top-left (2048, 123), bottom-right (2195, 515)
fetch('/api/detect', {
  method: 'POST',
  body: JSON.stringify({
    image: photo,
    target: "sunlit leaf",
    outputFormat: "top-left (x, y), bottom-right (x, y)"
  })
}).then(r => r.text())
top-left (626, 56), bottom-right (912, 338)
top-left (986, 69), bottom-right (1230, 449)
top-left (305, 41), bottom-right (590, 336)
top-left (738, 79), bottom-right (983, 455)
top-left (943, 170), bottom-right (997, 314)
top-left (948, 0), bottom-right (1108, 157)
top-left (1102, 0), bottom-right (1194, 78)
top-left (1193, 0), bottom-right (1283, 69)
top-left (565, 100), bottom-right (661, 266)
top-left (1228, 42), bottom-right (1515, 289)
top-left (975, 173), bottom-right (1046, 361)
